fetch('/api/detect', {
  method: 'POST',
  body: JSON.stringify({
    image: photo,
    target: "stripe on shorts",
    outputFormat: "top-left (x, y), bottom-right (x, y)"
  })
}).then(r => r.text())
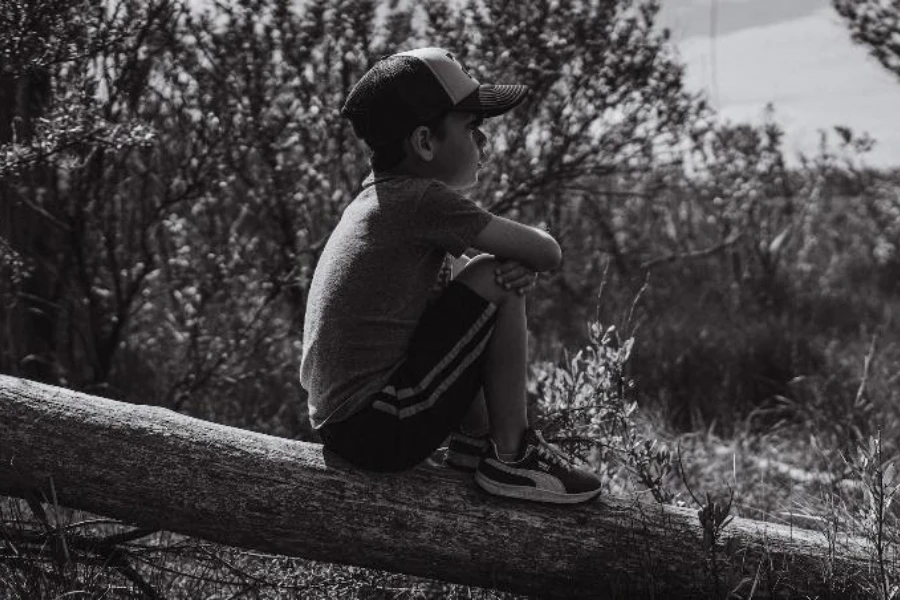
top-left (382, 303), bottom-right (496, 400)
top-left (372, 332), bottom-right (492, 419)
top-left (372, 304), bottom-right (496, 419)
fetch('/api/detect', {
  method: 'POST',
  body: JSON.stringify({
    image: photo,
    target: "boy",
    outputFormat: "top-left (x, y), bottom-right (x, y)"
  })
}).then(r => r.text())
top-left (300, 48), bottom-right (601, 504)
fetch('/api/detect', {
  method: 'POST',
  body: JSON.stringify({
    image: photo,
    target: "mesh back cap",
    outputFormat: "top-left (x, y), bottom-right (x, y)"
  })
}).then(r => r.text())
top-left (341, 47), bottom-right (529, 148)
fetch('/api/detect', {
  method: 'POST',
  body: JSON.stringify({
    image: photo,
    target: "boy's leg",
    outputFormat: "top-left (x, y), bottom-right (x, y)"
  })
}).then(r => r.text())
top-left (458, 389), bottom-right (489, 435)
top-left (455, 255), bottom-right (602, 504)
top-left (453, 255), bottom-right (529, 456)
top-left (451, 257), bottom-right (491, 438)
top-left (445, 389), bottom-right (490, 470)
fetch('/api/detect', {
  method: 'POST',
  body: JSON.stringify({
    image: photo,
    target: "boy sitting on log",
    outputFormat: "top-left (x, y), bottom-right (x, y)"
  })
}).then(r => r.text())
top-left (300, 48), bottom-right (601, 504)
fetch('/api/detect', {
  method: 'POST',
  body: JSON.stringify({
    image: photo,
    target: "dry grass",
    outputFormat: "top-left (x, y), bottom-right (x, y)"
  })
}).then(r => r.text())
top-left (0, 496), bottom-right (522, 599)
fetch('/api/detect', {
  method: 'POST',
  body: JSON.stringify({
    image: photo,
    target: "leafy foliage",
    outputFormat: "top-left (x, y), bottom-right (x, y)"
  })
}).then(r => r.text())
top-left (531, 318), bottom-right (674, 503)
top-left (0, 0), bottom-right (701, 433)
top-left (833, 0), bottom-right (900, 83)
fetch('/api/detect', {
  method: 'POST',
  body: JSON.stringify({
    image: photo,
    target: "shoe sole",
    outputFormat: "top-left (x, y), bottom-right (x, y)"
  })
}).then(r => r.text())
top-left (474, 470), bottom-right (602, 504)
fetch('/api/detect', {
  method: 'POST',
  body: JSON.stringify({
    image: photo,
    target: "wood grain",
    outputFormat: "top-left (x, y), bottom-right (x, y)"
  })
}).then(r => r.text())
top-left (0, 375), bottom-right (875, 598)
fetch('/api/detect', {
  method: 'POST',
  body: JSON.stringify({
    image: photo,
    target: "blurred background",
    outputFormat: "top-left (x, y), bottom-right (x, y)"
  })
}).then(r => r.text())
top-left (1, 0), bottom-right (899, 596)
top-left (660, 0), bottom-right (900, 167)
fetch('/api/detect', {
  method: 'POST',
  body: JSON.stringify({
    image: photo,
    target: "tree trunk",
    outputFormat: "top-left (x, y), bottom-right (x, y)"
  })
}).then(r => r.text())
top-left (0, 375), bottom-right (876, 598)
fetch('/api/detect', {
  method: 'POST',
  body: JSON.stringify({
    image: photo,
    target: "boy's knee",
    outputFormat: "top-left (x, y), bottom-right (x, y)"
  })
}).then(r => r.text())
top-left (454, 254), bottom-right (520, 305)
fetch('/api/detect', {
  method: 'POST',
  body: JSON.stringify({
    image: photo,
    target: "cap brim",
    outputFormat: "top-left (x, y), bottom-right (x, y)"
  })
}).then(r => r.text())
top-left (455, 84), bottom-right (529, 117)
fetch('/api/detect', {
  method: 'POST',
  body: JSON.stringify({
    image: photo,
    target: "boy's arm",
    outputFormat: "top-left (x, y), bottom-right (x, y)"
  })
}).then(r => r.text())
top-left (470, 215), bottom-right (562, 272)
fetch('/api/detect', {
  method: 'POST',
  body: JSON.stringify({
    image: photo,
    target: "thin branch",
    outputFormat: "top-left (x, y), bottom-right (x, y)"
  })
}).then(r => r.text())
top-left (639, 232), bottom-right (743, 270)
top-left (854, 334), bottom-right (877, 408)
top-left (97, 526), bottom-right (159, 547)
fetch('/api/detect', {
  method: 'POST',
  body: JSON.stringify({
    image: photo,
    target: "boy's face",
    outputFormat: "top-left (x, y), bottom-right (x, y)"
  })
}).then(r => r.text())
top-left (429, 111), bottom-right (487, 190)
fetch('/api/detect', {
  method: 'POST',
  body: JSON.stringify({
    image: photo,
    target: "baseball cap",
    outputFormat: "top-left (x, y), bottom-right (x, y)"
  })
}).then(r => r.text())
top-left (341, 47), bottom-right (529, 149)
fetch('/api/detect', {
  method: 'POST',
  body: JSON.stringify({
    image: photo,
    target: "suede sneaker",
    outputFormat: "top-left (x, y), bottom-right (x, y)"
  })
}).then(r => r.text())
top-left (475, 429), bottom-right (602, 504)
top-left (445, 430), bottom-right (490, 471)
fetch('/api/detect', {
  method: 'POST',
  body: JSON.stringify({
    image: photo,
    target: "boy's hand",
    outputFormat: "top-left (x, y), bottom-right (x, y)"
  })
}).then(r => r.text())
top-left (494, 259), bottom-right (538, 295)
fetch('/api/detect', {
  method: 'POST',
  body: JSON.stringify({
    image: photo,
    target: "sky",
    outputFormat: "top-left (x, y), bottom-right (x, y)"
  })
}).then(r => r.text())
top-left (656, 0), bottom-right (900, 168)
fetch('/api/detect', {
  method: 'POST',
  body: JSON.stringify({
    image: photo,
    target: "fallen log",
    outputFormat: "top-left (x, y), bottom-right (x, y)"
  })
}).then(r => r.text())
top-left (0, 374), bottom-right (878, 598)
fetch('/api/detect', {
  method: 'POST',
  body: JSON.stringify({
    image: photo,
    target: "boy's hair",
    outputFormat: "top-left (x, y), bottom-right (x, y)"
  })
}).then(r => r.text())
top-left (341, 47), bottom-right (529, 153)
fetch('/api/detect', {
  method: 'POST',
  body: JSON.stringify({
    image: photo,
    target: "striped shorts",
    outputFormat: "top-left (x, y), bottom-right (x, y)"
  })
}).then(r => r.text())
top-left (319, 281), bottom-right (497, 472)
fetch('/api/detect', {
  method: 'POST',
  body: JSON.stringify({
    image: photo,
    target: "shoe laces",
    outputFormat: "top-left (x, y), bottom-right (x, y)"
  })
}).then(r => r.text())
top-left (533, 432), bottom-right (574, 469)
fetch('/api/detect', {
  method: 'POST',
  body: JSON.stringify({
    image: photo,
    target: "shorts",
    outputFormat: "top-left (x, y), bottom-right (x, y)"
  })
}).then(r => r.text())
top-left (319, 281), bottom-right (496, 472)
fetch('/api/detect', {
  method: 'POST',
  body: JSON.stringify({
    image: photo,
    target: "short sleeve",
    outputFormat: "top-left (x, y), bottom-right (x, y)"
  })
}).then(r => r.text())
top-left (411, 182), bottom-right (493, 257)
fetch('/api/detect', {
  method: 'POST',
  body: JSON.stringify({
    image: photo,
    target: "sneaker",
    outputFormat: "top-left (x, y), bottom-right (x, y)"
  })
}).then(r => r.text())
top-left (475, 429), bottom-right (602, 504)
top-left (445, 430), bottom-right (490, 471)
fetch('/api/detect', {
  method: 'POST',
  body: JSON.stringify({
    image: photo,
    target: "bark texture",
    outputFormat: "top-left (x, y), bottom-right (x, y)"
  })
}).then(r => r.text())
top-left (0, 375), bottom-right (876, 598)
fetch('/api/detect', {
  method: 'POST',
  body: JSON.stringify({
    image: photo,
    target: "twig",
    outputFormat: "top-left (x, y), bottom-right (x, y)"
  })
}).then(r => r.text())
top-left (639, 232), bottom-right (743, 270)
top-left (594, 258), bottom-right (611, 324)
top-left (624, 271), bottom-right (649, 335)
top-left (97, 527), bottom-right (158, 547)
top-left (854, 334), bottom-right (877, 408)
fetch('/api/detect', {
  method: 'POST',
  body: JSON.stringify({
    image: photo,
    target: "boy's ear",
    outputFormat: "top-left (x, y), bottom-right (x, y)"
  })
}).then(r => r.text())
top-left (407, 125), bottom-right (435, 161)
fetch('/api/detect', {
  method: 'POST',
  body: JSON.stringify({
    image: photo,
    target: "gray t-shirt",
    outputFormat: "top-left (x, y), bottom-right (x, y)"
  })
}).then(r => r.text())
top-left (300, 173), bottom-right (494, 428)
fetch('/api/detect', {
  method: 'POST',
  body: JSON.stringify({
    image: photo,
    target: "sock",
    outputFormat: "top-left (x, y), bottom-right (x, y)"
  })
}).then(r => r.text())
top-left (493, 431), bottom-right (526, 463)
top-left (496, 449), bottom-right (520, 463)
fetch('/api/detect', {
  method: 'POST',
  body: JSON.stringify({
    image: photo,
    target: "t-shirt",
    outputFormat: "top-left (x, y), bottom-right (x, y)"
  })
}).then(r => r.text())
top-left (300, 173), bottom-right (494, 428)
